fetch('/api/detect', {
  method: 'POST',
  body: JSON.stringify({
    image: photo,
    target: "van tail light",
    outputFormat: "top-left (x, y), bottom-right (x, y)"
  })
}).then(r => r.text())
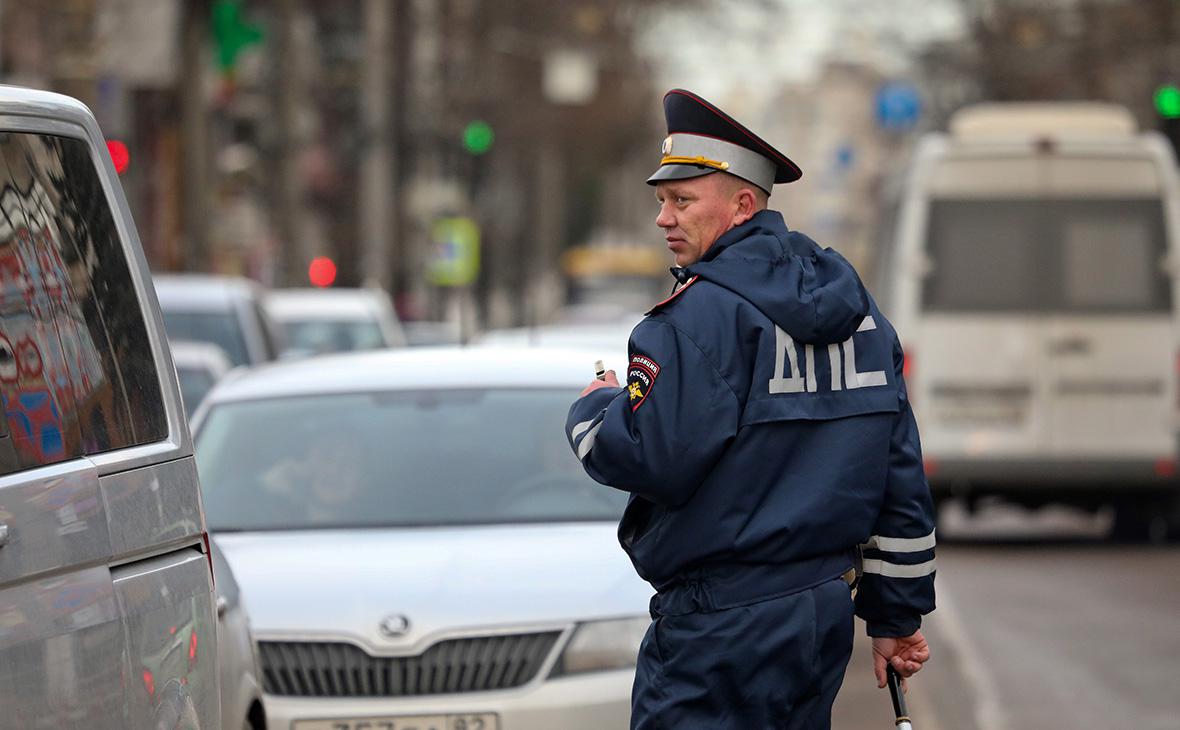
top-left (924, 458), bottom-right (939, 478)
top-left (1154, 458), bottom-right (1177, 478)
top-left (142, 669), bottom-right (155, 698)
top-left (201, 531), bottom-right (215, 588)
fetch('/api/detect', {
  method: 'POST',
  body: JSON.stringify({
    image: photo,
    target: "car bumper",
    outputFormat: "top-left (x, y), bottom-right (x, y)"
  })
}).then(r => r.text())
top-left (927, 457), bottom-right (1180, 498)
top-left (263, 668), bottom-right (633, 730)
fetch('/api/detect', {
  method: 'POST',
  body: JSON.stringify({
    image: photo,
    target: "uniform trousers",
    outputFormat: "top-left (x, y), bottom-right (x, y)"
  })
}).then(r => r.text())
top-left (631, 577), bottom-right (854, 730)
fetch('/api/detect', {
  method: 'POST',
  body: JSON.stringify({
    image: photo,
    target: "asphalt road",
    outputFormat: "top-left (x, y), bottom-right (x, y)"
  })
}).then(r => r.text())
top-left (832, 503), bottom-right (1180, 730)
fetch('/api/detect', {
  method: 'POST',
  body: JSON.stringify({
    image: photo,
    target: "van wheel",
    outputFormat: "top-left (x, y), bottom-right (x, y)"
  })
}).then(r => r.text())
top-left (1110, 500), bottom-right (1171, 544)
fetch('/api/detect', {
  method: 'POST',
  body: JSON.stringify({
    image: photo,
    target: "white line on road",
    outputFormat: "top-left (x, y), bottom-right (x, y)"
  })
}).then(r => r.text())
top-left (929, 578), bottom-right (1010, 730)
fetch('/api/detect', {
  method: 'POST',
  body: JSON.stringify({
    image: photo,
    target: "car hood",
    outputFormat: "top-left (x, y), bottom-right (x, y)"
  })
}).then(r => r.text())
top-left (214, 522), bottom-right (652, 653)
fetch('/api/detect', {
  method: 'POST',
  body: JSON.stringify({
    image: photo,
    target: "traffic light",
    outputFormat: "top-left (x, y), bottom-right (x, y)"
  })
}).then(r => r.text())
top-left (1155, 84), bottom-right (1180, 163)
top-left (105, 140), bottom-right (130, 176)
top-left (212, 0), bottom-right (264, 76)
top-left (462, 121), bottom-right (494, 156)
top-left (1155, 84), bottom-right (1180, 119)
top-left (308, 256), bottom-right (337, 288)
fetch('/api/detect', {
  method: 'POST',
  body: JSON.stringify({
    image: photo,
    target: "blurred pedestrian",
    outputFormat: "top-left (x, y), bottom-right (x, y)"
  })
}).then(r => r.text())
top-left (566, 89), bottom-right (935, 729)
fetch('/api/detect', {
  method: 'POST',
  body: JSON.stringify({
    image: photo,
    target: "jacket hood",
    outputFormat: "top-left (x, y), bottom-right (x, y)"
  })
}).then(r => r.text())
top-left (683, 210), bottom-right (869, 345)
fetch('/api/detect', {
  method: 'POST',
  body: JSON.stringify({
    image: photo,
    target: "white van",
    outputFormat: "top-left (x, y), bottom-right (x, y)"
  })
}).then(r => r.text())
top-left (0, 86), bottom-right (220, 725)
top-left (884, 102), bottom-right (1180, 539)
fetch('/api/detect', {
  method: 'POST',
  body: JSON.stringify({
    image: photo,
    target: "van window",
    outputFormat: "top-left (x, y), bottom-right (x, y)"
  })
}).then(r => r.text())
top-left (0, 132), bottom-right (165, 474)
top-left (923, 198), bottom-right (1169, 313)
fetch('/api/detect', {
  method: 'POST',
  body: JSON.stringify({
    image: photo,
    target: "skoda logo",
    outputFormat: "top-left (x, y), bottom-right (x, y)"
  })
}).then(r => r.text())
top-left (379, 614), bottom-right (411, 638)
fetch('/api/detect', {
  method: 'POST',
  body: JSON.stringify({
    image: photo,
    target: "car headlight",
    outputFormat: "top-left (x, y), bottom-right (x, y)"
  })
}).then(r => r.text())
top-left (550, 616), bottom-right (651, 677)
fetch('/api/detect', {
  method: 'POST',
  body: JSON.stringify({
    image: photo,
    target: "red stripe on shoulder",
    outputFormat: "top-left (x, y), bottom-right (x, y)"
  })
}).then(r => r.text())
top-left (647, 276), bottom-right (698, 313)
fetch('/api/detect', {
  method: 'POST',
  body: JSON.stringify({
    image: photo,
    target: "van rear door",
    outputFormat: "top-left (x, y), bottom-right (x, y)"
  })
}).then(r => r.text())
top-left (1041, 159), bottom-right (1173, 459)
top-left (916, 153), bottom-right (1175, 463)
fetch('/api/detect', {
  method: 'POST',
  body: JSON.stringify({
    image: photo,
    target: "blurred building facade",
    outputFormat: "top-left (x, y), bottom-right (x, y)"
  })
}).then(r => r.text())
top-left (5, 0), bottom-right (1175, 330)
top-left (762, 61), bottom-right (898, 279)
top-left (0, 0), bottom-right (668, 329)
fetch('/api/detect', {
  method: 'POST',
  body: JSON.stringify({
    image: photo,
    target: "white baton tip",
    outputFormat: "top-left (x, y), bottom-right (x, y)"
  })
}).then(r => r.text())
top-left (896, 721), bottom-right (913, 730)
top-left (594, 360), bottom-right (606, 379)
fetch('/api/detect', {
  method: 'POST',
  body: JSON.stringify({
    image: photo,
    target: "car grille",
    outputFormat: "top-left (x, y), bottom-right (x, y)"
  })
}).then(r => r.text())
top-left (258, 632), bottom-right (562, 697)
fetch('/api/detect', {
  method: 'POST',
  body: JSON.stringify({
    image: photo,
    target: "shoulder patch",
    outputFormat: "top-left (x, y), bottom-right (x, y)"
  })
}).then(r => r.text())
top-left (627, 353), bottom-right (661, 411)
top-left (646, 276), bottom-right (699, 315)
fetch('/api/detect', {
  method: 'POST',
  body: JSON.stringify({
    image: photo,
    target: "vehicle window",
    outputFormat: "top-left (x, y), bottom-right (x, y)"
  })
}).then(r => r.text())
top-left (0, 132), bottom-right (165, 474)
top-left (922, 198), bottom-right (1169, 313)
top-left (922, 199), bottom-right (1044, 311)
top-left (176, 367), bottom-right (217, 417)
top-left (162, 311), bottom-right (250, 366)
top-left (283, 319), bottom-right (386, 353)
top-left (1059, 201), bottom-right (1168, 311)
top-left (195, 389), bottom-right (628, 530)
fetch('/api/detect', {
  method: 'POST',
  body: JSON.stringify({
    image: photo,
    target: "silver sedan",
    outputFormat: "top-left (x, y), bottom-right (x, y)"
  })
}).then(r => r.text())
top-left (191, 346), bottom-right (650, 730)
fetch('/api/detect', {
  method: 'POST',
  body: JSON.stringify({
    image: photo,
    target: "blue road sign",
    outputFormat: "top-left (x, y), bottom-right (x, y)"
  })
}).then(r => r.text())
top-left (875, 82), bottom-right (922, 133)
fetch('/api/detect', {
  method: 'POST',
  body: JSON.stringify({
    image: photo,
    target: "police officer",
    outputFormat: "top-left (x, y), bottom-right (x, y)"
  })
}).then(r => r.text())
top-left (566, 89), bottom-right (935, 729)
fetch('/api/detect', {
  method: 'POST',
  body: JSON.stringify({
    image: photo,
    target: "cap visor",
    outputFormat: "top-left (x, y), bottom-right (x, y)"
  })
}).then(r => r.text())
top-left (646, 164), bottom-right (719, 186)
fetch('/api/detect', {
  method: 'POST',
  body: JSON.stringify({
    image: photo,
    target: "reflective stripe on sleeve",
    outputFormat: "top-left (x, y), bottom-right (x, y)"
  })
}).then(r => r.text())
top-left (861, 558), bottom-right (937, 579)
top-left (570, 418), bottom-right (596, 441)
top-left (861, 529), bottom-right (936, 553)
top-left (577, 422), bottom-right (604, 460)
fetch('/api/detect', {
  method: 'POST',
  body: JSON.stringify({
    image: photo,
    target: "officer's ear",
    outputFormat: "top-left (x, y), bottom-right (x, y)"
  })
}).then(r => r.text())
top-left (731, 186), bottom-right (761, 226)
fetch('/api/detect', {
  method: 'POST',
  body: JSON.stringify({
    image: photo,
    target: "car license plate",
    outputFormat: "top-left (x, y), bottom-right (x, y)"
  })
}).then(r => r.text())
top-left (293, 715), bottom-right (498, 730)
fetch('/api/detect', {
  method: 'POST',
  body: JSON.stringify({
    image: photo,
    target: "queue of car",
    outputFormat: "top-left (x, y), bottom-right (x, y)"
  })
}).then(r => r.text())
top-left (138, 235), bottom-right (649, 728)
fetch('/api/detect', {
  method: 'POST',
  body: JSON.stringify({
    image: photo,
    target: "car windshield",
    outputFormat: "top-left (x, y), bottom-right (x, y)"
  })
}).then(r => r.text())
top-left (282, 319), bottom-right (386, 353)
top-left (163, 310), bottom-right (251, 366)
top-left (195, 388), bottom-right (627, 530)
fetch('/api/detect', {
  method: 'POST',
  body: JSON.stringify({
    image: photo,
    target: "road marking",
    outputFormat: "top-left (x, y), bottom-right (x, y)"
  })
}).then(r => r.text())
top-left (929, 578), bottom-right (1009, 730)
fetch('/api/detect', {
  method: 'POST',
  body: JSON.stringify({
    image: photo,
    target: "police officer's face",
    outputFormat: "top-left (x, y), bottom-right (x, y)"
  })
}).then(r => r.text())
top-left (655, 174), bottom-right (743, 267)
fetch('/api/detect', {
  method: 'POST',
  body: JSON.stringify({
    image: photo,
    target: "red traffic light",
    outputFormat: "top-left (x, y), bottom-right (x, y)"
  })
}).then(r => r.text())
top-left (106, 140), bottom-right (130, 175)
top-left (308, 256), bottom-right (337, 288)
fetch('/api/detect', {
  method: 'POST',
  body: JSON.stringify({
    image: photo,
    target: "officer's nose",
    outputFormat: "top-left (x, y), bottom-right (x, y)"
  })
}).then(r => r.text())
top-left (655, 201), bottom-right (676, 230)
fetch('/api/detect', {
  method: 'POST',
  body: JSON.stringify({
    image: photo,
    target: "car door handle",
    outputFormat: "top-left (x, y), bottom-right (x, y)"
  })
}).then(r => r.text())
top-left (216, 595), bottom-right (228, 618)
top-left (0, 523), bottom-right (8, 547)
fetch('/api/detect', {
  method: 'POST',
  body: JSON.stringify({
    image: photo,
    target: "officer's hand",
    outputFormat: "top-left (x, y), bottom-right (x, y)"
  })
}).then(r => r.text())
top-left (871, 630), bottom-right (930, 691)
top-left (580, 370), bottom-right (620, 396)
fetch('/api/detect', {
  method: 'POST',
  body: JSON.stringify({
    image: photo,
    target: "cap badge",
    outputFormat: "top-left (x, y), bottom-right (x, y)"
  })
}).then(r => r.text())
top-left (661, 136), bottom-right (673, 156)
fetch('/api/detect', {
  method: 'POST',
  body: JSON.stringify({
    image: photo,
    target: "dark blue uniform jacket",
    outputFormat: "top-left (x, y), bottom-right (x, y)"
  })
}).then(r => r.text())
top-left (566, 210), bottom-right (935, 637)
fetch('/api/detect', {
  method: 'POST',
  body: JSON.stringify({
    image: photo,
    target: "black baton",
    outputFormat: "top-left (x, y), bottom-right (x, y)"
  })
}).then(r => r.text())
top-left (886, 665), bottom-right (913, 729)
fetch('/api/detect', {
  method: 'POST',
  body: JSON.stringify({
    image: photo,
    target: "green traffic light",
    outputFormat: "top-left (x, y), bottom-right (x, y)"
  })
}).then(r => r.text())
top-left (463, 121), bottom-right (494, 155)
top-left (212, 0), bottom-right (265, 73)
top-left (1155, 84), bottom-right (1180, 119)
